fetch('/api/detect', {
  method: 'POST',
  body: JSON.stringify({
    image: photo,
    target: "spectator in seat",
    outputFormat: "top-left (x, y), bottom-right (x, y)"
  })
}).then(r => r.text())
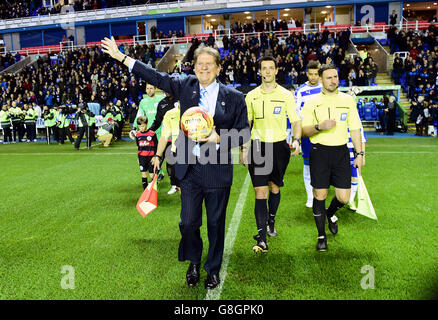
top-left (410, 46), bottom-right (419, 61)
top-left (392, 54), bottom-right (404, 85)
top-left (390, 10), bottom-right (398, 26)
top-left (356, 69), bottom-right (367, 86)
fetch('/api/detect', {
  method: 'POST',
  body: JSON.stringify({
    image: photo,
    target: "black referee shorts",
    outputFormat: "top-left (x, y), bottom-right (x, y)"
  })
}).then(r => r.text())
top-left (248, 139), bottom-right (291, 188)
top-left (138, 155), bottom-right (154, 173)
top-left (309, 143), bottom-right (351, 189)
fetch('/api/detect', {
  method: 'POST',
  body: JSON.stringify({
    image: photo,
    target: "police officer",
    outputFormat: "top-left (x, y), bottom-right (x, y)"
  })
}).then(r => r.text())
top-left (10, 101), bottom-right (25, 143)
top-left (0, 104), bottom-right (12, 144)
top-left (302, 64), bottom-right (363, 251)
top-left (24, 103), bottom-right (38, 142)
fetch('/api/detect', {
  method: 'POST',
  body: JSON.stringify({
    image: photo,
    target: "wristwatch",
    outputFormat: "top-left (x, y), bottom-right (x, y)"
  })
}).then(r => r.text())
top-left (354, 151), bottom-right (365, 158)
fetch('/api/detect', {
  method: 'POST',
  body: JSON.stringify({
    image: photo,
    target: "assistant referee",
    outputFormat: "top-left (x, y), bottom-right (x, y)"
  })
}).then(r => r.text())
top-left (301, 64), bottom-right (363, 251)
top-left (242, 56), bottom-right (301, 253)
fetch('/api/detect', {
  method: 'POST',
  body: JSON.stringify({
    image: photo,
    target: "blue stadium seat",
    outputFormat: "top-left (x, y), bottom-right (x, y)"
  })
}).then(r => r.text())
top-left (364, 106), bottom-right (373, 121)
top-left (339, 80), bottom-right (346, 87)
top-left (357, 103), bottom-right (364, 120)
top-left (371, 105), bottom-right (377, 119)
top-left (249, 83), bottom-right (257, 86)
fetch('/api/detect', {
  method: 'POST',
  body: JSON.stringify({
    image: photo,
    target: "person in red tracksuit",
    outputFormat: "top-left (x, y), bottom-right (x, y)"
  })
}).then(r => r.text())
top-left (134, 115), bottom-right (158, 189)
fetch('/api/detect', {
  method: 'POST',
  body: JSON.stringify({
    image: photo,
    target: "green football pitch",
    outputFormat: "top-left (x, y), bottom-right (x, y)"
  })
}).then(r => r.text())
top-left (0, 137), bottom-right (437, 300)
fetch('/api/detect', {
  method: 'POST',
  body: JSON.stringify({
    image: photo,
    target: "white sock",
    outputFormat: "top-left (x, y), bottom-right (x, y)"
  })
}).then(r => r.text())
top-left (303, 164), bottom-right (313, 201)
top-left (350, 182), bottom-right (358, 203)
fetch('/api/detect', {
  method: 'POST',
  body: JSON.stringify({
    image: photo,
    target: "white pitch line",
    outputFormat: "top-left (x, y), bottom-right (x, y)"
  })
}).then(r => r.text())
top-left (205, 173), bottom-right (251, 301)
top-left (2, 151), bottom-right (437, 157)
top-left (80, 142), bottom-right (102, 150)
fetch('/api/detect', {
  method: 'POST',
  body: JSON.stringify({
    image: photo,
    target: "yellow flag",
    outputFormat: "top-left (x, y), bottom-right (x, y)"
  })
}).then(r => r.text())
top-left (356, 175), bottom-right (378, 221)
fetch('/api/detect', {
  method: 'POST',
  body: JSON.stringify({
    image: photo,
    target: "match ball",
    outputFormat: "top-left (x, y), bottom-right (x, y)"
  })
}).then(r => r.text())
top-left (129, 130), bottom-right (137, 140)
top-left (180, 107), bottom-right (214, 141)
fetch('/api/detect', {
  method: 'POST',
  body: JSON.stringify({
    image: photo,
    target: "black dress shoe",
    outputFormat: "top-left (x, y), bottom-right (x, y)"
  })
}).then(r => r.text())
top-left (186, 263), bottom-right (200, 287)
top-left (205, 274), bottom-right (220, 290)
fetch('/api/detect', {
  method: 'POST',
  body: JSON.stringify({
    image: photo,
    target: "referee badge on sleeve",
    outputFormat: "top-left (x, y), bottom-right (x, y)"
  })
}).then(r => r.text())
top-left (340, 113), bottom-right (348, 121)
top-left (273, 106), bottom-right (282, 114)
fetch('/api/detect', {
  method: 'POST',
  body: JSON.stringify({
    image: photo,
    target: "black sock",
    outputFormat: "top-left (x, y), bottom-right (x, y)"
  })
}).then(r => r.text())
top-left (313, 198), bottom-right (326, 237)
top-left (268, 191), bottom-right (281, 222)
top-left (326, 197), bottom-right (345, 218)
top-left (142, 177), bottom-right (148, 190)
top-left (255, 199), bottom-right (268, 242)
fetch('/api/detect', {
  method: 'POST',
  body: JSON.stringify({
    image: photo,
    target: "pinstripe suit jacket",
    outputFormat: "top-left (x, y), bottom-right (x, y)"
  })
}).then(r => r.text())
top-left (131, 60), bottom-right (250, 188)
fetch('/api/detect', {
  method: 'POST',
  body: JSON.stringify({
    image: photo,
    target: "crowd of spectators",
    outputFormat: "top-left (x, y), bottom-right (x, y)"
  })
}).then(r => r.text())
top-left (1, 15), bottom-right (436, 139)
top-left (0, 0), bottom-right (160, 20)
top-left (388, 24), bottom-right (437, 135)
top-left (0, 52), bottom-right (22, 71)
top-left (0, 42), bottom-right (160, 127)
top-left (149, 26), bottom-right (185, 41)
top-left (227, 18), bottom-right (303, 34)
top-left (164, 23), bottom-right (380, 89)
top-left (187, 26), bottom-right (377, 88)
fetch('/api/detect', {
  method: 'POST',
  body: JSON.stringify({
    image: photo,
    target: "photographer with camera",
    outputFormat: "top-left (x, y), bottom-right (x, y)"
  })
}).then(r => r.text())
top-left (114, 100), bottom-right (124, 141)
top-left (102, 103), bottom-right (116, 122)
top-left (87, 108), bottom-right (97, 144)
top-left (74, 104), bottom-right (91, 150)
top-left (58, 105), bottom-right (75, 144)
top-left (97, 117), bottom-right (117, 148)
top-left (42, 105), bottom-right (58, 143)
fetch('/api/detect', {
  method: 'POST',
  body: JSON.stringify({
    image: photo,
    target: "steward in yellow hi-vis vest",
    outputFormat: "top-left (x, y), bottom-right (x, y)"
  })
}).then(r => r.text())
top-left (301, 64), bottom-right (364, 252)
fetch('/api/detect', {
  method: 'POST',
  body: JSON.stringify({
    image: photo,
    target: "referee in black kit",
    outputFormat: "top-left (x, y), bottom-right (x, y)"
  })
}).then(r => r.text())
top-left (242, 56), bottom-right (301, 253)
top-left (301, 64), bottom-right (363, 251)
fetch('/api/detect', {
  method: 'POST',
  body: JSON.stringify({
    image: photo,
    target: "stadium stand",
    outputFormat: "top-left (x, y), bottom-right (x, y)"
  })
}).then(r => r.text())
top-left (0, 1), bottom-right (436, 142)
top-left (0, 41), bottom-right (164, 133)
top-left (0, 1), bottom-right (163, 20)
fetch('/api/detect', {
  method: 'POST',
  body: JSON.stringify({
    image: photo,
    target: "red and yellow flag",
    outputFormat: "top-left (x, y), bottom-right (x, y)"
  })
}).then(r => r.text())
top-left (136, 174), bottom-right (158, 218)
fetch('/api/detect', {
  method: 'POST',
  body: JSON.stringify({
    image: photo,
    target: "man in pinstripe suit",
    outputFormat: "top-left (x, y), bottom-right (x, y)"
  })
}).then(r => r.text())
top-left (101, 37), bottom-right (250, 290)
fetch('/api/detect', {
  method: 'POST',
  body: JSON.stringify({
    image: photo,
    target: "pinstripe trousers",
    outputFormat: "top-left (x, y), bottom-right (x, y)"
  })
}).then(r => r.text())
top-left (178, 162), bottom-right (231, 276)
